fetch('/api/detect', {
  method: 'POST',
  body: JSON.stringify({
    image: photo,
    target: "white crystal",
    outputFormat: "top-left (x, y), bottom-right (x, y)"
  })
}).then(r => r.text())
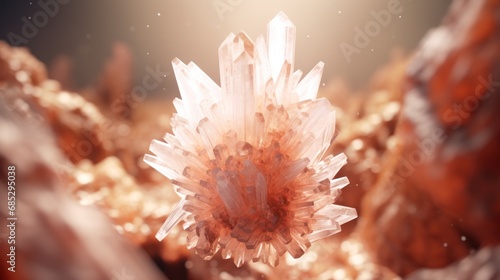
top-left (213, 168), bottom-right (245, 217)
top-left (267, 11), bottom-right (296, 83)
top-left (155, 198), bottom-right (188, 241)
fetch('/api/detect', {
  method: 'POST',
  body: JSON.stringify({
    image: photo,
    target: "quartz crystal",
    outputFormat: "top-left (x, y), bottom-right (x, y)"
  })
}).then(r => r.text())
top-left (144, 12), bottom-right (357, 267)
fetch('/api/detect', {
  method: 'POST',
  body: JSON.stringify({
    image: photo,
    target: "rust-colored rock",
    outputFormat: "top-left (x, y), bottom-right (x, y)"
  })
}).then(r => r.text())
top-left (0, 41), bottom-right (113, 164)
top-left (402, 0), bottom-right (500, 247)
top-left (407, 246), bottom-right (500, 280)
top-left (0, 41), bottom-right (47, 86)
top-left (49, 54), bottom-right (75, 90)
top-left (356, 0), bottom-right (500, 276)
top-left (96, 42), bottom-right (133, 119)
top-left (0, 104), bottom-right (167, 280)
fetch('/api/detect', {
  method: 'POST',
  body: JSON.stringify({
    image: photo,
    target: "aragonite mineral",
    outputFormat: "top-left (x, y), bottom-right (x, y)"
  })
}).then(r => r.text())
top-left (144, 12), bottom-right (357, 267)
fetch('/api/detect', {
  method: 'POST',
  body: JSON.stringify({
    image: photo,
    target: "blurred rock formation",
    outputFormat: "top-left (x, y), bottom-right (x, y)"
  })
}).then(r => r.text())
top-left (0, 104), bottom-right (167, 280)
top-left (49, 54), bottom-right (75, 90)
top-left (96, 42), bottom-right (133, 119)
top-left (0, 41), bottom-right (113, 164)
top-left (406, 246), bottom-right (500, 280)
top-left (355, 0), bottom-right (500, 276)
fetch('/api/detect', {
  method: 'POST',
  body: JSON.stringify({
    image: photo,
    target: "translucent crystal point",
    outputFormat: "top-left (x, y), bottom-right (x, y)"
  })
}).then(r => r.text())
top-left (155, 198), bottom-right (188, 241)
top-left (296, 61), bottom-right (324, 101)
top-left (267, 11), bottom-right (296, 82)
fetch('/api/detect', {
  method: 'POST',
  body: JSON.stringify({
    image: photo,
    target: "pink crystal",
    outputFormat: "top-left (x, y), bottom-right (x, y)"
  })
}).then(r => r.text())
top-left (144, 11), bottom-right (357, 267)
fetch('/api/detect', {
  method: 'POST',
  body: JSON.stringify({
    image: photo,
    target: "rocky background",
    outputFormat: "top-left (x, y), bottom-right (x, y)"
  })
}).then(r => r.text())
top-left (1, 0), bottom-right (499, 279)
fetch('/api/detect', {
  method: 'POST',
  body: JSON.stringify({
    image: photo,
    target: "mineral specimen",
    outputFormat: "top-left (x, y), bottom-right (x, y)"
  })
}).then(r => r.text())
top-left (356, 0), bottom-right (500, 276)
top-left (144, 12), bottom-right (357, 267)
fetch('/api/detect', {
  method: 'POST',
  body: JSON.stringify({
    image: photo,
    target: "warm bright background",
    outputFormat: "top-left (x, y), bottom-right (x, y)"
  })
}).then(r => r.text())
top-left (0, 0), bottom-right (451, 92)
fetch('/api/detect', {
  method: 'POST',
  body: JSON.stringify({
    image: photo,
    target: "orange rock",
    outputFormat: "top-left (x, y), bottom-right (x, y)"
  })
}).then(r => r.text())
top-left (357, 0), bottom-right (500, 276)
top-left (0, 42), bottom-right (113, 164)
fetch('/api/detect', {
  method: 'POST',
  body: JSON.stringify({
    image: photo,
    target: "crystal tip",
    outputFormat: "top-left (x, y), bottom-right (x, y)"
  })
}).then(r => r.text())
top-left (270, 11), bottom-right (294, 26)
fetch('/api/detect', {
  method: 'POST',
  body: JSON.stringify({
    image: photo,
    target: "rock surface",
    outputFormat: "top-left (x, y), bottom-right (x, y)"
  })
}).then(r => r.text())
top-left (356, 0), bottom-right (500, 276)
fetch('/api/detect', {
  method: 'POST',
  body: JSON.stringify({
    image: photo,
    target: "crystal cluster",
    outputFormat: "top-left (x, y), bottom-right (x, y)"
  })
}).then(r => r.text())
top-left (144, 12), bottom-right (356, 267)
